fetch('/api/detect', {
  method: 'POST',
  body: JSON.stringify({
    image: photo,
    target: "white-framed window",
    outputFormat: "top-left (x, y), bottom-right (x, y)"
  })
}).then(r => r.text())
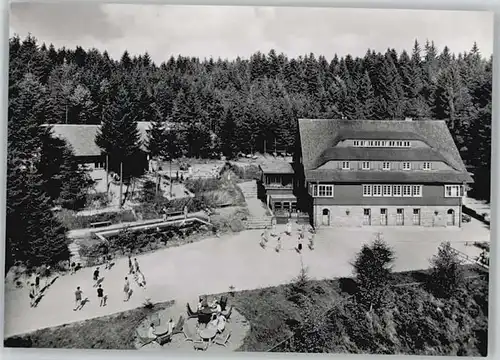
top-left (388, 141), bottom-right (394, 147)
top-left (382, 185), bottom-right (392, 196)
top-left (403, 185), bottom-right (412, 197)
top-left (353, 140), bottom-right (360, 147)
top-left (359, 140), bottom-right (365, 147)
top-left (342, 161), bottom-right (350, 170)
top-left (373, 185), bottom-right (382, 197)
top-left (362, 161), bottom-right (370, 170)
top-left (94, 161), bottom-right (105, 169)
top-left (402, 162), bottom-right (411, 170)
top-left (393, 185), bottom-right (402, 197)
top-left (362, 185), bottom-right (372, 196)
top-left (404, 141), bottom-right (411, 147)
top-left (412, 185), bottom-right (422, 197)
top-left (368, 140), bottom-right (374, 147)
top-left (445, 185), bottom-right (463, 197)
top-left (382, 162), bottom-right (391, 171)
top-left (317, 185), bottom-right (334, 197)
top-left (422, 162), bottom-right (431, 170)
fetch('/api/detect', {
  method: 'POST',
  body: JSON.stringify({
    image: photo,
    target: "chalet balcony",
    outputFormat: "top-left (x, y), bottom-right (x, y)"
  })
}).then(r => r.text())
top-left (264, 182), bottom-right (293, 189)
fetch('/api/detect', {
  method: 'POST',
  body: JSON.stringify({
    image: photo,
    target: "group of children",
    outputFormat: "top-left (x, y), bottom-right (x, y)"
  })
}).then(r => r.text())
top-left (260, 220), bottom-right (315, 253)
top-left (72, 254), bottom-right (147, 311)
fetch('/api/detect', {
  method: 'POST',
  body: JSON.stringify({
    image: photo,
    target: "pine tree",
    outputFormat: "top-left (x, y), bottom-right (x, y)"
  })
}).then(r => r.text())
top-left (220, 108), bottom-right (238, 158)
top-left (6, 153), bottom-right (70, 270)
top-left (358, 71), bottom-right (375, 118)
top-left (146, 113), bottom-right (165, 159)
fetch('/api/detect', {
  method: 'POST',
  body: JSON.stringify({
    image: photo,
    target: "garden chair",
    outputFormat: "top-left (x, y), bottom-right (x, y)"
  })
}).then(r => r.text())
top-left (221, 305), bottom-right (233, 321)
top-left (193, 341), bottom-right (209, 351)
top-left (219, 296), bottom-right (228, 312)
top-left (214, 330), bottom-right (231, 347)
top-left (172, 315), bottom-right (185, 335)
top-left (135, 329), bottom-right (156, 348)
top-left (149, 313), bottom-right (160, 327)
top-left (186, 302), bottom-right (198, 318)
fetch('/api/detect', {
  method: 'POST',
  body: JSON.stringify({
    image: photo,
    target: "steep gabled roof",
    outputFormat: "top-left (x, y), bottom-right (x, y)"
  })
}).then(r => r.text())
top-left (47, 121), bottom-right (178, 157)
top-left (298, 119), bottom-right (472, 183)
top-left (315, 147), bottom-right (455, 170)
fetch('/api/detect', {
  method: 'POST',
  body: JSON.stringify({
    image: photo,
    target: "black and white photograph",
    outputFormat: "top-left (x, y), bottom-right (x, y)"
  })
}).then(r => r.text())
top-left (4, 3), bottom-right (493, 356)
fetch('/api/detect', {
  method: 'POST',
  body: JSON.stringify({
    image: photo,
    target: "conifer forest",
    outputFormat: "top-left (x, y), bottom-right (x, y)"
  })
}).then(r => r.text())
top-left (7, 34), bottom-right (492, 270)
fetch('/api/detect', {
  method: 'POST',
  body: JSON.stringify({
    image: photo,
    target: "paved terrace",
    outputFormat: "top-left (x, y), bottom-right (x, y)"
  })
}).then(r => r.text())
top-left (4, 218), bottom-right (490, 338)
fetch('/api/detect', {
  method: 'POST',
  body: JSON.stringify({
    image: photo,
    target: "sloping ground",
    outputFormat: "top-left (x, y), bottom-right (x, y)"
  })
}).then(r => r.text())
top-left (5, 267), bottom-right (487, 355)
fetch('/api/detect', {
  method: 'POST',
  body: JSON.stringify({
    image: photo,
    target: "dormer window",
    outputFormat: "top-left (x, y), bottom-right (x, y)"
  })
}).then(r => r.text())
top-left (422, 162), bottom-right (431, 170)
top-left (362, 161), bottom-right (370, 170)
top-left (402, 162), bottom-right (411, 170)
top-left (342, 161), bottom-right (350, 170)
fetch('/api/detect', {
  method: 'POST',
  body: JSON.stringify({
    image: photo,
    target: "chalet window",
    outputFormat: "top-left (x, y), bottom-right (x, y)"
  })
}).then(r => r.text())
top-left (402, 162), bottom-right (411, 170)
top-left (369, 141), bottom-right (374, 147)
top-left (362, 161), bottom-right (370, 170)
top-left (393, 185), bottom-right (402, 197)
top-left (310, 184), bottom-right (318, 197)
top-left (404, 141), bottom-right (411, 147)
top-left (317, 185), bottom-right (334, 197)
top-left (403, 185), bottom-right (412, 197)
top-left (382, 185), bottom-right (392, 196)
top-left (412, 185), bottom-right (422, 197)
top-left (389, 141), bottom-right (394, 147)
top-left (342, 161), bottom-right (350, 170)
top-left (373, 185), bottom-right (382, 197)
top-left (359, 140), bottom-right (365, 147)
top-left (422, 162), bottom-right (431, 170)
top-left (94, 161), bottom-right (105, 169)
top-left (353, 140), bottom-right (360, 147)
top-left (362, 185), bottom-right (372, 196)
top-left (382, 162), bottom-right (391, 170)
top-left (445, 185), bottom-right (463, 197)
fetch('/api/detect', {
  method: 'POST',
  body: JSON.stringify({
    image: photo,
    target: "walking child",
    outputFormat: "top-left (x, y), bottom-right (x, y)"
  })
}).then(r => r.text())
top-left (93, 267), bottom-right (100, 287)
top-left (97, 284), bottom-right (105, 307)
top-left (74, 286), bottom-right (83, 311)
top-left (275, 236), bottom-right (282, 253)
top-left (35, 273), bottom-right (40, 294)
top-left (29, 284), bottom-right (36, 307)
top-left (124, 277), bottom-right (130, 301)
top-left (134, 258), bottom-right (140, 274)
top-left (128, 255), bottom-right (133, 274)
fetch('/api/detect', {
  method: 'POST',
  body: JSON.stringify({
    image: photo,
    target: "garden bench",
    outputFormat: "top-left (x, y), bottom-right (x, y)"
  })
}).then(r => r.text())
top-left (165, 210), bottom-right (183, 217)
top-left (90, 221), bottom-right (112, 228)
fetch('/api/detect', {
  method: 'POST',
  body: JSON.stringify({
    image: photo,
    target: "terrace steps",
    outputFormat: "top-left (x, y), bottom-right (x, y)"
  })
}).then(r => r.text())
top-left (238, 181), bottom-right (273, 229)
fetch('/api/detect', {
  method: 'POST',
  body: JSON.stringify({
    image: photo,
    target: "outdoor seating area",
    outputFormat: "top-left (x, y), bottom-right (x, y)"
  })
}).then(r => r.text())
top-left (134, 297), bottom-right (249, 352)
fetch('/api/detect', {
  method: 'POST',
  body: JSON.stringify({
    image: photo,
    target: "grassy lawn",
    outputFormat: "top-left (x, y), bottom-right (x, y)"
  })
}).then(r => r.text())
top-left (4, 266), bottom-right (488, 354)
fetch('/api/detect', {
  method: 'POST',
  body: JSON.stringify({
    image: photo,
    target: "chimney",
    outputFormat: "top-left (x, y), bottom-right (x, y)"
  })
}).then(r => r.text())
top-left (405, 117), bottom-right (413, 122)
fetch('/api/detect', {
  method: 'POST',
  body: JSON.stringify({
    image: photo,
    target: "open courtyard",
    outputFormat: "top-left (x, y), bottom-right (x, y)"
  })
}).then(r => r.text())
top-left (4, 217), bottom-right (489, 338)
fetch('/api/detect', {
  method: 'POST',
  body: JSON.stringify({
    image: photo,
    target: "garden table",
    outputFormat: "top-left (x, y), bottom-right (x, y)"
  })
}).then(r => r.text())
top-left (199, 327), bottom-right (218, 341)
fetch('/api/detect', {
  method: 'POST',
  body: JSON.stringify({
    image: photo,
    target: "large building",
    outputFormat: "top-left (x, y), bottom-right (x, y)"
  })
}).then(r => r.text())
top-left (295, 118), bottom-right (473, 228)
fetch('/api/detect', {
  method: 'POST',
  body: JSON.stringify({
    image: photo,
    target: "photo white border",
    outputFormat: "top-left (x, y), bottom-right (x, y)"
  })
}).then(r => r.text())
top-left (0, 1), bottom-right (497, 360)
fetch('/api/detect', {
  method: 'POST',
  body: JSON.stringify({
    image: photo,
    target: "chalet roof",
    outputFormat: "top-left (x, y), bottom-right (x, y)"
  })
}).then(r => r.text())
top-left (315, 147), bottom-right (454, 170)
top-left (298, 119), bottom-right (471, 183)
top-left (306, 170), bottom-right (473, 184)
top-left (47, 121), bottom-right (179, 157)
top-left (259, 162), bottom-right (294, 174)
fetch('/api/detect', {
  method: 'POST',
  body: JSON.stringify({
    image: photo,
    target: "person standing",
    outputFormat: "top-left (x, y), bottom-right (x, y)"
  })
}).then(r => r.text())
top-left (93, 267), bottom-right (100, 287)
top-left (74, 286), bottom-right (83, 311)
top-left (97, 284), bottom-right (105, 307)
top-left (123, 277), bottom-right (130, 302)
top-left (286, 219), bottom-right (292, 236)
top-left (183, 205), bottom-right (188, 223)
top-left (134, 258), bottom-right (140, 274)
top-left (275, 236), bottom-right (282, 253)
top-left (29, 284), bottom-right (36, 307)
top-left (128, 255), bottom-right (133, 275)
top-left (35, 272), bottom-right (41, 294)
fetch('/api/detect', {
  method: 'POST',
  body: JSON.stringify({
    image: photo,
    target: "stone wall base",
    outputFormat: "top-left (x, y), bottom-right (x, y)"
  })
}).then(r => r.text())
top-left (313, 205), bottom-right (461, 228)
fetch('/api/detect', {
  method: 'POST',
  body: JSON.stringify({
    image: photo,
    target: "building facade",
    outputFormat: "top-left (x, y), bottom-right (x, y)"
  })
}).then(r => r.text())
top-left (297, 119), bottom-right (473, 228)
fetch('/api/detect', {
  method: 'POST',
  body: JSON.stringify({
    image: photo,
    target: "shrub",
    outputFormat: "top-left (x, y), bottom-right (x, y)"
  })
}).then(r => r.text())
top-left (184, 178), bottom-right (221, 194)
top-left (55, 209), bottom-right (136, 230)
top-left (428, 242), bottom-right (465, 299)
top-left (140, 179), bottom-right (157, 203)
